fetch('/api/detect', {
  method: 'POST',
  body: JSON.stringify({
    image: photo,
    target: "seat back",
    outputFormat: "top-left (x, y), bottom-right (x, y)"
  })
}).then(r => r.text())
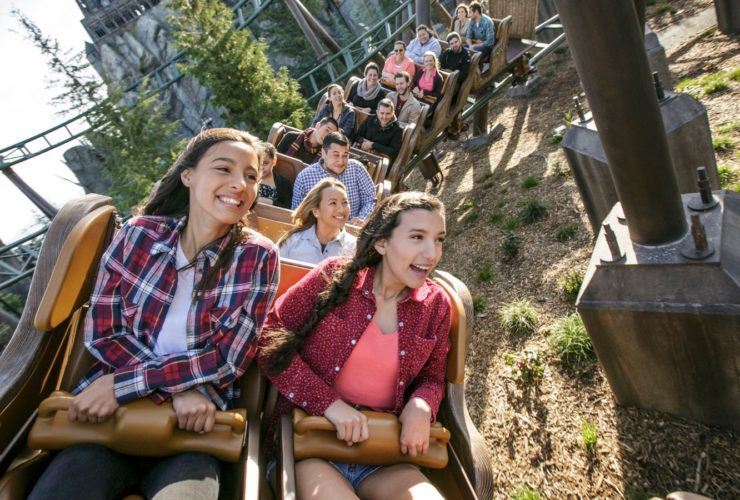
top-left (267, 122), bottom-right (287, 147)
top-left (490, 0), bottom-right (539, 39)
top-left (350, 148), bottom-right (389, 185)
top-left (274, 153), bottom-right (308, 185)
top-left (352, 105), bottom-right (371, 133)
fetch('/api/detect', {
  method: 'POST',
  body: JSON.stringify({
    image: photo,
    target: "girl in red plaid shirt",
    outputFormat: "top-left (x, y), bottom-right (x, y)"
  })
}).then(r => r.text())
top-left (30, 129), bottom-right (279, 500)
top-left (260, 192), bottom-right (449, 499)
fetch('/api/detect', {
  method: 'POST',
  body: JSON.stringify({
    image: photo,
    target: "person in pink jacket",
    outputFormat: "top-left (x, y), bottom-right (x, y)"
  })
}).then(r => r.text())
top-left (259, 192), bottom-right (450, 499)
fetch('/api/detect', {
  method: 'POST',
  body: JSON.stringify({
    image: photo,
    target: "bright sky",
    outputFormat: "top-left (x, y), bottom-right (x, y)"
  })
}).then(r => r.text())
top-left (0, 0), bottom-right (89, 242)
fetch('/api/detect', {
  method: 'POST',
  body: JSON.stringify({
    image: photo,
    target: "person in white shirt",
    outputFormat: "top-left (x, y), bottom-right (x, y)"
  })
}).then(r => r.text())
top-left (279, 178), bottom-right (357, 265)
top-left (406, 24), bottom-right (441, 64)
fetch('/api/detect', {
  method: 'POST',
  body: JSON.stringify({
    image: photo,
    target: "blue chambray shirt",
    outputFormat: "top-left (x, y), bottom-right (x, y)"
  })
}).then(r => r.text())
top-left (291, 159), bottom-right (377, 220)
top-left (466, 15), bottom-right (496, 48)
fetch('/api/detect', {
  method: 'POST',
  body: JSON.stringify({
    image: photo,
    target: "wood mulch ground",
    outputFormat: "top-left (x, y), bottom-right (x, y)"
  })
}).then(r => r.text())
top-left (407, 4), bottom-right (739, 499)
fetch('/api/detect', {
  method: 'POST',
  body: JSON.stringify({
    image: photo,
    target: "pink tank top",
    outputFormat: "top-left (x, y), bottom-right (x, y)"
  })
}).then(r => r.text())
top-left (333, 321), bottom-right (399, 411)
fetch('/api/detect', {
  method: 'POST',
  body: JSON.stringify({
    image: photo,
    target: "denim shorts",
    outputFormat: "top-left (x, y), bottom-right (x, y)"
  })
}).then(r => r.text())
top-left (328, 461), bottom-right (383, 489)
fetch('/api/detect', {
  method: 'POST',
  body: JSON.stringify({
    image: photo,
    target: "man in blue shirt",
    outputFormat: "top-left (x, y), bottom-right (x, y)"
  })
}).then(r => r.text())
top-left (292, 132), bottom-right (376, 224)
top-left (466, 2), bottom-right (496, 58)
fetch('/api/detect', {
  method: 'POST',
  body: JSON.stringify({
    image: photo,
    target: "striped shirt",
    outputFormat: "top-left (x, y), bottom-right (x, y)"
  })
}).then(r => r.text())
top-left (291, 159), bottom-right (377, 220)
top-left (75, 216), bottom-right (280, 410)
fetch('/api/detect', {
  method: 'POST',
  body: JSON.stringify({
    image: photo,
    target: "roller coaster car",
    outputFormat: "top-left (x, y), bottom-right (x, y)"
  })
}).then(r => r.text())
top-left (0, 195), bottom-right (278, 500)
top-left (269, 266), bottom-right (494, 499)
top-left (249, 203), bottom-right (361, 243)
top-left (267, 123), bottom-right (392, 199)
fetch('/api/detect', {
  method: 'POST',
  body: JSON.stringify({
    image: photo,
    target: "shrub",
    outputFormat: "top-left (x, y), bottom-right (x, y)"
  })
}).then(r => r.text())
top-left (549, 313), bottom-right (596, 368)
top-left (472, 295), bottom-right (487, 314)
top-left (580, 419), bottom-right (599, 455)
top-left (556, 223), bottom-right (578, 242)
top-left (465, 211), bottom-right (480, 223)
top-left (505, 350), bottom-right (544, 389)
top-left (500, 231), bottom-right (522, 259)
top-left (521, 175), bottom-right (539, 189)
top-left (550, 131), bottom-right (563, 144)
top-left (519, 199), bottom-right (547, 224)
top-left (558, 269), bottom-right (583, 302)
top-left (477, 264), bottom-right (495, 283)
top-left (499, 300), bottom-right (538, 336)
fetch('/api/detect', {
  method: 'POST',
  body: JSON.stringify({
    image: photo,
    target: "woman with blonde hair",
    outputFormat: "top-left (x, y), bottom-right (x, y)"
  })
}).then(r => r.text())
top-left (411, 51), bottom-right (444, 120)
top-left (279, 178), bottom-right (357, 265)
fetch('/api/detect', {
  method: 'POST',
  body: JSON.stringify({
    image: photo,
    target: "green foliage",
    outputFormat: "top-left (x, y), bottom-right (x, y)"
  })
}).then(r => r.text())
top-left (503, 217), bottom-right (520, 231)
top-left (489, 211), bottom-right (504, 225)
top-left (556, 223), bottom-right (578, 242)
top-left (499, 300), bottom-right (538, 336)
top-left (510, 485), bottom-right (543, 500)
top-left (519, 199), bottom-right (547, 224)
top-left (712, 135), bottom-right (736, 152)
top-left (461, 199), bottom-right (476, 210)
top-left (500, 231), bottom-right (522, 259)
top-left (552, 159), bottom-right (569, 177)
top-left (653, 3), bottom-right (677, 15)
top-left (580, 419), bottom-right (599, 455)
top-left (715, 119), bottom-right (740, 134)
top-left (169, 0), bottom-right (311, 137)
top-left (505, 350), bottom-right (544, 389)
top-left (521, 175), bottom-right (540, 189)
top-left (549, 313), bottom-right (596, 368)
top-left (472, 295), bottom-right (487, 314)
top-left (465, 211), bottom-right (480, 223)
top-left (558, 269), bottom-right (583, 303)
top-left (483, 180), bottom-right (496, 189)
top-left (476, 264), bottom-right (495, 283)
top-left (550, 131), bottom-right (563, 144)
top-left (677, 68), bottom-right (739, 96)
top-left (717, 164), bottom-right (740, 191)
top-left (15, 11), bottom-right (182, 212)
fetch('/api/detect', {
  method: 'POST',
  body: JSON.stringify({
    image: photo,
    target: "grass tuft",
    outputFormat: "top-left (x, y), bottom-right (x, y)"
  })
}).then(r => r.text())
top-left (472, 295), bottom-right (487, 314)
top-left (519, 199), bottom-right (547, 224)
top-left (510, 485), bottom-right (543, 500)
top-left (503, 217), bottom-right (520, 231)
top-left (500, 231), bottom-right (522, 259)
top-left (521, 175), bottom-right (540, 189)
top-left (489, 211), bottom-right (504, 225)
top-left (717, 164), bottom-right (740, 191)
top-left (556, 223), bottom-right (578, 242)
top-left (498, 300), bottom-right (538, 336)
top-left (580, 419), bottom-right (599, 455)
top-left (713, 135), bottom-right (736, 152)
top-left (461, 199), bottom-right (476, 210)
top-left (549, 313), bottom-right (596, 368)
top-left (476, 263), bottom-right (495, 283)
top-left (677, 68), bottom-right (738, 96)
top-left (557, 269), bottom-right (583, 302)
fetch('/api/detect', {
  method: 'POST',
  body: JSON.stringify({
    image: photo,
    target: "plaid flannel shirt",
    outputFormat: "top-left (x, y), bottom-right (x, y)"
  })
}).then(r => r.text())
top-left (75, 216), bottom-right (279, 410)
top-left (291, 159), bottom-right (377, 220)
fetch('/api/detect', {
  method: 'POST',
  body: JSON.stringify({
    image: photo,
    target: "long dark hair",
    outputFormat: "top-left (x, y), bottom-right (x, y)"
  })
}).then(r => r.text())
top-left (262, 192), bottom-right (445, 375)
top-left (142, 127), bottom-right (261, 299)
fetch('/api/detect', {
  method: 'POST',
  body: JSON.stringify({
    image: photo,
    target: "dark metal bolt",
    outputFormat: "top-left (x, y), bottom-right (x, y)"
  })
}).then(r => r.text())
top-left (573, 96), bottom-right (586, 122)
top-left (653, 72), bottom-right (665, 100)
top-left (690, 215), bottom-right (708, 252)
top-left (697, 166), bottom-right (712, 204)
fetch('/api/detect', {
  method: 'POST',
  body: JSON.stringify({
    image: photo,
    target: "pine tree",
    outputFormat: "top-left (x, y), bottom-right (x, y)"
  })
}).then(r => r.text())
top-left (15, 11), bottom-right (182, 213)
top-left (169, 0), bottom-right (311, 137)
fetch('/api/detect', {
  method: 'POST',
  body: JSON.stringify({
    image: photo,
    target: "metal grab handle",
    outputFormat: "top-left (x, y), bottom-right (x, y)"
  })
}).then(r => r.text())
top-left (38, 392), bottom-right (245, 434)
top-left (294, 414), bottom-right (451, 445)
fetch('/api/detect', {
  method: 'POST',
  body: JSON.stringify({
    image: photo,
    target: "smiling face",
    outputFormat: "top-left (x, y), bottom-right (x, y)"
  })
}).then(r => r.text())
top-left (329, 86), bottom-right (344, 107)
top-left (423, 54), bottom-right (436, 71)
top-left (365, 67), bottom-right (379, 88)
top-left (417, 28), bottom-right (430, 44)
top-left (312, 186), bottom-right (350, 232)
top-left (322, 142), bottom-right (350, 175)
top-left (374, 208), bottom-right (446, 291)
top-left (377, 104), bottom-right (394, 127)
top-left (457, 7), bottom-right (467, 20)
top-left (181, 140), bottom-right (260, 236)
top-left (394, 75), bottom-right (409, 95)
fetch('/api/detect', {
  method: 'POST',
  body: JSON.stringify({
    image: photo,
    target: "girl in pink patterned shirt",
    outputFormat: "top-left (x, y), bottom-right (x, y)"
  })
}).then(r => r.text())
top-left (260, 192), bottom-right (450, 499)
